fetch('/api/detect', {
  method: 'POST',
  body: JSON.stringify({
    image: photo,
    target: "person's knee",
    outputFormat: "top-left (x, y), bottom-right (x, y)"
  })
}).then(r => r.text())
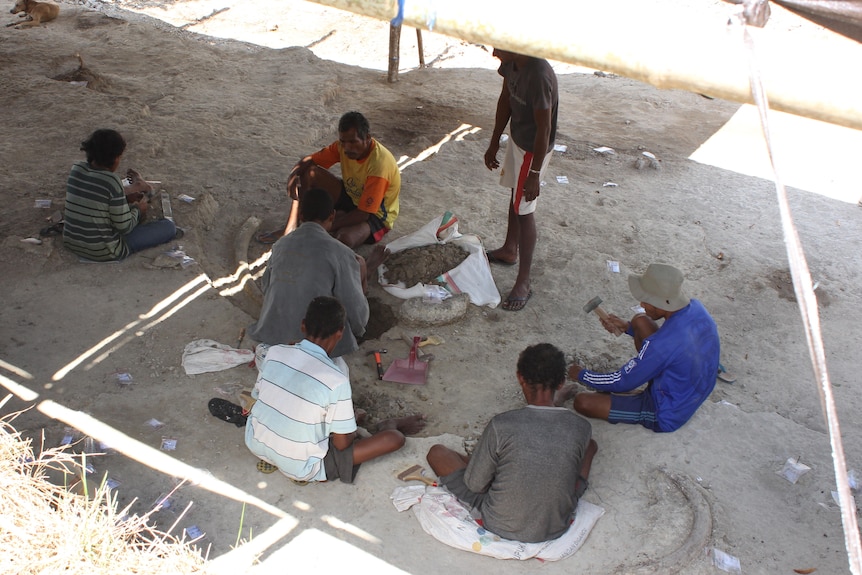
top-left (573, 393), bottom-right (589, 414)
top-left (378, 429), bottom-right (406, 453)
top-left (631, 314), bottom-right (657, 337)
top-left (574, 393), bottom-right (610, 420)
top-left (426, 444), bottom-right (448, 465)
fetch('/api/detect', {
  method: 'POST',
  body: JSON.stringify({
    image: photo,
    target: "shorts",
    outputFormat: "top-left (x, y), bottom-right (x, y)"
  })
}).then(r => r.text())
top-left (499, 139), bottom-right (553, 216)
top-left (439, 468), bottom-right (486, 510)
top-left (334, 186), bottom-right (388, 244)
top-left (608, 389), bottom-right (660, 431)
top-left (323, 436), bottom-right (360, 484)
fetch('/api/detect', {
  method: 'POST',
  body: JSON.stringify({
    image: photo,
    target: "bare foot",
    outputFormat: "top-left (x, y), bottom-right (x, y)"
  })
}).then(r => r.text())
top-left (554, 383), bottom-right (579, 407)
top-left (378, 414), bottom-right (426, 436)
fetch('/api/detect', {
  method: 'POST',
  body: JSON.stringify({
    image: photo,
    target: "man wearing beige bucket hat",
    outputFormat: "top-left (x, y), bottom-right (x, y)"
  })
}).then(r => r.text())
top-left (558, 263), bottom-right (720, 432)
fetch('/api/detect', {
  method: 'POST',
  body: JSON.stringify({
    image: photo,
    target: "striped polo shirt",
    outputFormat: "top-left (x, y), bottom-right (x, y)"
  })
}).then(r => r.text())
top-left (244, 340), bottom-right (357, 482)
top-left (63, 161), bottom-right (140, 261)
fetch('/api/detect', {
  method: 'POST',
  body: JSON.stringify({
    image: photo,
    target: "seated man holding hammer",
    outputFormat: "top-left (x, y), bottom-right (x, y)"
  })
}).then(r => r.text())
top-left (557, 263), bottom-right (720, 432)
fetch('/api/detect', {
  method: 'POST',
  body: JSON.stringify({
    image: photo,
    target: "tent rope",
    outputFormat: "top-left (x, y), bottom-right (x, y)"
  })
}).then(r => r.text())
top-left (735, 2), bottom-right (862, 573)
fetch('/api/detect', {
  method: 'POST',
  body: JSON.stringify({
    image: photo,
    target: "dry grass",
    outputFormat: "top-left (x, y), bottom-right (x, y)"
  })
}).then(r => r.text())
top-left (0, 413), bottom-right (208, 575)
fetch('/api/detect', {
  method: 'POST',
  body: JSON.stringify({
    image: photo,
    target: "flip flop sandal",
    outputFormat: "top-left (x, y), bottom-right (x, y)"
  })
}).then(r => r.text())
top-left (207, 398), bottom-right (247, 427)
top-left (256, 460), bottom-right (278, 474)
top-left (502, 289), bottom-right (533, 312)
top-left (290, 479), bottom-right (310, 486)
top-left (255, 229), bottom-right (282, 245)
top-left (717, 363), bottom-right (737, 384)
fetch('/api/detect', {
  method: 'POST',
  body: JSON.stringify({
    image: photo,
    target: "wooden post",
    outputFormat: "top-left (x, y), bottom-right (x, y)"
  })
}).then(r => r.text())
top-left (387, 22), bottom-right (401, 82)
top-left (416, 28), bottom-right (425, 68)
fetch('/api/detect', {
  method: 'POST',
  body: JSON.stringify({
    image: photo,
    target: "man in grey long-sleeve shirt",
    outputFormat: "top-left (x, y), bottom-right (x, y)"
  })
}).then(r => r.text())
top-left (248, 188), bottom-right (369, 358)
top-left (426, 344), bottom-right (597, 543)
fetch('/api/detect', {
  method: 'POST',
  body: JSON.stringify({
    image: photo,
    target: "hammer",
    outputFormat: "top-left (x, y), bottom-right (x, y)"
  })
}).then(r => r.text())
top-left (367, 349), bottom-right (387, 379)
top-left (583, 296), bottom-right (623, 336)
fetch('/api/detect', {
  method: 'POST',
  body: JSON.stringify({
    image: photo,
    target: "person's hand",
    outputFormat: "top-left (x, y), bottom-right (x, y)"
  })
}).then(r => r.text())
top-left (124, 169), bottom-right (153, 196)
top-left (134, 195), bottom-right (150, 216)
top-left (484, 142), bottom-right (500, 170)
top-left (523, 172), bottom-right (541, 202)
top-left (567, 362), bottom-right (583, 381)
top-left (600, 314), bottom-right (628, 335)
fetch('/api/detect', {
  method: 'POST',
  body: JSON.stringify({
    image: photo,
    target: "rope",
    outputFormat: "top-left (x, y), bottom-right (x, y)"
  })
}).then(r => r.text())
top-left (736, 2), bottom-right (862, 573)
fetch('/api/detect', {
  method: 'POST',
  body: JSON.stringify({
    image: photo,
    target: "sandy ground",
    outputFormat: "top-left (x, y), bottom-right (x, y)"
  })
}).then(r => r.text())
top-left (2, 0), bottom-right (862, 573)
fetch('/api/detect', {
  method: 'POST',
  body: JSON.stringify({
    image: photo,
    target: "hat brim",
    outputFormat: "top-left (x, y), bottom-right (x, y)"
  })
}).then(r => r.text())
top-left (628, 274), bottom-right (690, 312)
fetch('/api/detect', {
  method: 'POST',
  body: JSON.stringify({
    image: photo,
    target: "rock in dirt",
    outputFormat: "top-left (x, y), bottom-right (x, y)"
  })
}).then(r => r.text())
top-left (400, 293), bottom-right (469, 326)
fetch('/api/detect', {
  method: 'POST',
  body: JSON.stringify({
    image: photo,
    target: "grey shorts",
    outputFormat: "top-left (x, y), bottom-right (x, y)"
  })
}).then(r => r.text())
top-left (439, 468), bottom-right (486, 509)
top-left (323, 437), bottom-right (360, 484)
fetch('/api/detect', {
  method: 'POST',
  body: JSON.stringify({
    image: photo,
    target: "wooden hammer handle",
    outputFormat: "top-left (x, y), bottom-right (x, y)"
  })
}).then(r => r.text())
top-left (593, 306), bottom-right (623, 337)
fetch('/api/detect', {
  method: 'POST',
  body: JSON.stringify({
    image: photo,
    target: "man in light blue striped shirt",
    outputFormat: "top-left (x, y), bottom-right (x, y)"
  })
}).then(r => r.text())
top-left (245, 296), bottom-right (425, 482)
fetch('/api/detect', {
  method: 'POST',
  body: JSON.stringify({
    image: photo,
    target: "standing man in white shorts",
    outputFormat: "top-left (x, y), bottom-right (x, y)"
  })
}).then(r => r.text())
top-left (483, 48), bottom-right (559, 311)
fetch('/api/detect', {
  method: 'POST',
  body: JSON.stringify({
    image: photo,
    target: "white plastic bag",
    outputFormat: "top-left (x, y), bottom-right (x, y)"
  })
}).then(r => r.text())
top-left (400, 486), bottom-right (604, 561)
top-left (181, 339), bottom-right (254, 375)
top-left (380, 212), bottom-right (501, 308)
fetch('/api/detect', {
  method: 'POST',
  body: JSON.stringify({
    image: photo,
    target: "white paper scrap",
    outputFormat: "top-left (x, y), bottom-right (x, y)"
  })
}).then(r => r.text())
top-left (556, 175), bottom-right (569, 184)
top-left (603, 182), bottom-right (618, 187)
top-left (711, 548), bottom-right (741, 573)
top-left (177, 194), bottom-right (196, 203)
top-left (642, 151), bottom-right (657, 159)
top-left (779, 457), bottom-right (811, 484)
top-left (553, 144), bottom-right (567, 152)
top-left (606, 260), bottom-right (620, 273)
top-left (593, 146), bottom-right (615, 154)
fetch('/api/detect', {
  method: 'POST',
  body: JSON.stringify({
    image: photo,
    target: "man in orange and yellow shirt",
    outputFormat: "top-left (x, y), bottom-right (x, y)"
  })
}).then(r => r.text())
top-left (261, 111), bottom-right (401, 249)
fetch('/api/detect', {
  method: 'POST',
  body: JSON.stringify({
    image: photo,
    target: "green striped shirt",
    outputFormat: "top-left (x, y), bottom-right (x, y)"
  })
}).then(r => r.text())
top-left (63, 161), bottom-right (140, 261)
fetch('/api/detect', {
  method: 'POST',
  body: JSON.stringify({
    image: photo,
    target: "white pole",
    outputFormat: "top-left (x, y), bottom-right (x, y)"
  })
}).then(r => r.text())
top-left (307, 0), bottom-right (862, 130)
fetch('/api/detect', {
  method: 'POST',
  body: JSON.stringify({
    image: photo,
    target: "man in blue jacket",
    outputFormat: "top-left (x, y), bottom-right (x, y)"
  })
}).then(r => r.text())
top-left (560, 263), bottom-right (720, 432)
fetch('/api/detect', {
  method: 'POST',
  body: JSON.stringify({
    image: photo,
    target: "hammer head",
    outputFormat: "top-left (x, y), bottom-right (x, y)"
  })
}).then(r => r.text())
top-left (583, 296), bottom-right (603, 314)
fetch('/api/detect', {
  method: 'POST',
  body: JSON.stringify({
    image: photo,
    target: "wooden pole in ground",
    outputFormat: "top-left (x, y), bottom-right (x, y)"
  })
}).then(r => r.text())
top-left (416, 28), bottom-right (425, 68)
top-left (388, 22), bottom-right (401, 82)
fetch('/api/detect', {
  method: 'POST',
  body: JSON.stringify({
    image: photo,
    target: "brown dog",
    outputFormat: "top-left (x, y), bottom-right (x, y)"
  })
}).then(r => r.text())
top-left (9, 0), bottom-right (59, 28)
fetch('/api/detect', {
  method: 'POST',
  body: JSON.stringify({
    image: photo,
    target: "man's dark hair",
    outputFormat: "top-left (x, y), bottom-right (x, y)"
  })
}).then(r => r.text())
top-left (338, 111), bottom-right (370, 139)
top-left (517, 343), bottom-right (566, 391)
top-left (303, 296), bottom-right (346, 340)
top-left (300, 188), bottom-right (335, 223)
top-left (81, 129), bottom-right (126, 168)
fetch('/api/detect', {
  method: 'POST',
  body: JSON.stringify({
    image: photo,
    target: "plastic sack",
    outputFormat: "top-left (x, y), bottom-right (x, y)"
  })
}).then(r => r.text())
top-left (380, 212), bottom-right (501, 308)
top-left (181, 339), bottom-right (254, 375)
top-left (404, 486), bottom-right (604, 561)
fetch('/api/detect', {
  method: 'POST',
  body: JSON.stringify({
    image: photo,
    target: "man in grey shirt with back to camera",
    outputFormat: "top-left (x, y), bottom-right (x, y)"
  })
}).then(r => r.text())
top-left (426, 343), bottom-right (597, 543)
top-left (248, 187), bottom-right (369, 359)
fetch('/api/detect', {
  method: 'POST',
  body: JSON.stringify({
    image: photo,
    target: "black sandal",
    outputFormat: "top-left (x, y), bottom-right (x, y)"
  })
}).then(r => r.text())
top-left (207, 398), bottom-right (247, 427)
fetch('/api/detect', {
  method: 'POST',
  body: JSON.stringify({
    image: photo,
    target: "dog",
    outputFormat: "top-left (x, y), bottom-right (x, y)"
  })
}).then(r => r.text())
top-left (8, 0), bottom-right (59, 28)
